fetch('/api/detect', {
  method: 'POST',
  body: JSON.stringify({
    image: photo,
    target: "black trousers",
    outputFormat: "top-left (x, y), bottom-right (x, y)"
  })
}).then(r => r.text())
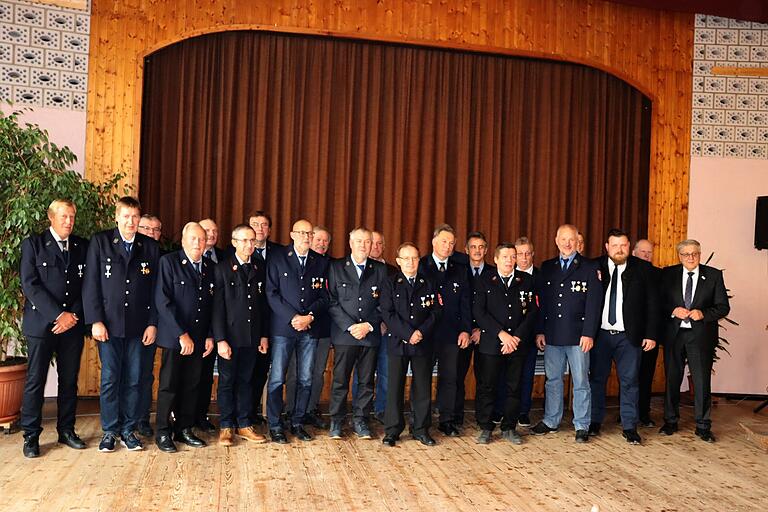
top-left (156, 347), bottom-right (203, 436)
top-left (217, 347), bottom-right (257, 428)
top-left (475, 350), bottom-right (526, 431)
top-left (434, 340), bottom-right (463, 424)
top-left (251, 348), bottom-right (271, 420)
top-left (638, 343), bottom-right (659, 421)
top-left (384, 354), bottom-right (433, 437)
top-left (454, 345), bottom-right (474, 424)
top-left (195, 351), bottom-right (216, 423)
top-left (664, 329), bottom-right (714, 430)
top-left (329, 344), bottom-right (377, 422)
top-left (20, 331), bottom-right (84, 437)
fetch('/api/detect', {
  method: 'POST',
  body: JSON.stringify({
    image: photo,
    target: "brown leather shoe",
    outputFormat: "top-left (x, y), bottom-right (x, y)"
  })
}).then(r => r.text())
top-left (219, 428), bottom-right (234, 447)
top-left (237, 426), bottom-right (267, 443)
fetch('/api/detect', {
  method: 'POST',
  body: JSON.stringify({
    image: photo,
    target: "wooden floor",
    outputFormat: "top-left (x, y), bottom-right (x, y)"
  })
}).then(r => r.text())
top-left (1, 399), bottom-right (766, 512)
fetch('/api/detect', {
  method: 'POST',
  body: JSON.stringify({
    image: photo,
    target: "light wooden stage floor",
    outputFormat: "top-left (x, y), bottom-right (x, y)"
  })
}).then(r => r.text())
top-left (1, 399), bottom-right (766, 512)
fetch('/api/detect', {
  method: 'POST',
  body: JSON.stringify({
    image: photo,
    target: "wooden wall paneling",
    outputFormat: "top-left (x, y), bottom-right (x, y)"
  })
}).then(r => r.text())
top-left (80, 0), bottom-right (694, 398)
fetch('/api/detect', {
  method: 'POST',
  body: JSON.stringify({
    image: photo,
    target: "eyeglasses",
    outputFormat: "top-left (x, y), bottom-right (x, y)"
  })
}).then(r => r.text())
top-left (139, 225), bottom-right (162, 233)
top-left (233, 238), bottom-right (257, 244)
top-left (397, 256), bottom-right (419, 261)
top-left (679, 252), bottom-right (700, 258)
top-left (292, 230), bottom-right (314, 237)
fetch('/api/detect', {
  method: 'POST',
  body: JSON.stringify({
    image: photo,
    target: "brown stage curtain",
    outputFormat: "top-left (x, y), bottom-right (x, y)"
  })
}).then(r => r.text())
top-left (139, 31), bottom-right (651, 261)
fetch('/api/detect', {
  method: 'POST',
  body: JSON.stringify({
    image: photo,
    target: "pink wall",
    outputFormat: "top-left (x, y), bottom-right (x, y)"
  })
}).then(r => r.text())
top-left (688, 156), bottom-right (768, 395)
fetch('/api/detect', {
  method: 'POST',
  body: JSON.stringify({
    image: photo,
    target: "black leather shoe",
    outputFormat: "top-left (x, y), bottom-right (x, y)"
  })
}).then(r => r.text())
top-left (137, 422), bottom-right (154, 437)
top-left (58, 431), bottom-right (87, 450)
top-left (659, 423), bottom-right (678, 436)
top-left (382, 434), bottom-right (398, 447)
top-left (575, 430), bottom-right (589, 443)
top-left (622, 429), bottom-right (642, 445)
top-left (638, 417), bottom-right (656, 428)
top-left (156, 434), bottom-right (177, 453)
top-left (695, 428), bottom-right (716, 443)
top-left (195, 418), bottom-right (217, 434)
top-left (175, 428), bottom-right (206, 448)
top-left (306, 411), bottom-right (328, 430)
top-left (531, 421), bottom-right (559, 435)
top-left (270, 429), bottom-right (289, 444)
top-left (290, 425), bottom-right (313, 442)
top-left (413, 433), bottom-right (437, 446)
top-left (588, 423), bottom-right (601, 436)
top-left (437, 422), bottom-right (460, 437)
top-left (23, 435), bottom-right (40, 458)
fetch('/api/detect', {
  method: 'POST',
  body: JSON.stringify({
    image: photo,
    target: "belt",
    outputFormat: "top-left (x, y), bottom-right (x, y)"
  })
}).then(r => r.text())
top-left (601, 329), bottom-right (624, 336)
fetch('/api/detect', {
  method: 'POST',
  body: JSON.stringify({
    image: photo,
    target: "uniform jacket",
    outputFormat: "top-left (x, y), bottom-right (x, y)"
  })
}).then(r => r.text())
top-left (597, 255), bottom-right (660, 345)
top-left (20, 230), bottom-right (89, 337)
top-left (212, 254), bottom-right (269, 347)
top-left (535, 253), bottom-right (602, 345)
top-left (83, 229), bottom-right (159, 338)
top-left (380, 272), bottom-right (442, 357)
top-left (266, 245), bottom-right (330, 338)
top-left (472, 270), bottom-right (538, 356)
top-left (154, 250), bottom-right (215, 349)
top-left (327, 256), bottom-right (388, 347)
top-left (419, 255), bottom-right (472, 342)
top-left (660, 263), bottom-right (730, 347)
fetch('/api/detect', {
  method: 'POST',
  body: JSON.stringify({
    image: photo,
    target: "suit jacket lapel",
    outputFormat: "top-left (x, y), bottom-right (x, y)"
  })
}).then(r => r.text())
top-left (560, 255), bottom-right (581, 282)
top-left (43, 230), bottom-right (67, 265)
top-left (345, 257), bottom-right (361, 285)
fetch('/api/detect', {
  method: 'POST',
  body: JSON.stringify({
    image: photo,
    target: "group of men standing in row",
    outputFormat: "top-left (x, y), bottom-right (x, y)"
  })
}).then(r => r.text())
top-left (19, 196), bottom-right (730, 458)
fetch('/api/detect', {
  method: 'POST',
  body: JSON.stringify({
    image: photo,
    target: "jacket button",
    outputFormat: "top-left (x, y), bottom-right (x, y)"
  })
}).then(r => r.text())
top-left (125, 290), bottom-right (129, 295)
top-left (410, 315), bottom-right (414, 319)
top-left (247, 295), bottom-right (251, 299)
top-left (560, 283), bottom-right (564, 287)
top-left (125, 303), bottom-right (129, 307)
top-left (126, 279), bottom-right (130, 283)
top-left (358, 297), bottom-right (362, 301)
top-left (247, 319), bottom-right (251, 322)
top-left (557, 303), bottom-right (561, 307)
top-left (508, 316), bottom-right (512, 320)
top-left (558, 314), bottom-right (562, 318)
top-left (248, 306), bottom-right (252, 310)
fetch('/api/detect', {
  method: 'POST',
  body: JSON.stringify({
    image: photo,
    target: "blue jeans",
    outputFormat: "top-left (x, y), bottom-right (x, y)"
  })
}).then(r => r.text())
top-left (137, 342), bottom-right (157, 426)
top-left (542, 344), bottom-right (591, 431)
top-left (590, 330), bottom-right (641, 429)
top-left (266, 334), bottom-right (317, 430)
top-left (97, 336), bottom-right (143, 435)
top-left (351, 335), bottom-right (388, 414)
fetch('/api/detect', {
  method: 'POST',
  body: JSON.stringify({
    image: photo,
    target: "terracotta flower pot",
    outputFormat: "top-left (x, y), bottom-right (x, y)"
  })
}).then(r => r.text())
top-left (0, 359), bottom-right (28, 424)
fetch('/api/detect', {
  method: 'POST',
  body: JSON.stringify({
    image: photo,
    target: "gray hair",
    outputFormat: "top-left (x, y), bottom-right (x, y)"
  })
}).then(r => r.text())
top-left (676, 239), bottom-right (701, 254)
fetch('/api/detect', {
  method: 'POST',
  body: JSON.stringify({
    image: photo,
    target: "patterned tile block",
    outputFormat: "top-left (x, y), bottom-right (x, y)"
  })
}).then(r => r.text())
top-left (60, 70), bottom-right (86, 91)
top-left (723, 110), bottom-right (746, 125)
top-left (0, 23), bottom-right (29, 45)
top-left (700, 109), bottom-right (724, 125)
top-left (739, 30), bottom-right (761, 45)
top-left (694, 44), bottom-right (706, 60)
top-left (43, 88), bottom-right (69, 108)
top-left (693, 93), bottom-right (714, 108)
top-left (705, 44), bottom-right (727, 60)
top-left (692, 76), bottom-right (706, 92)
top-left (0, 2), bottom-right (12, 23)
top-left (757, 127), bottom-right (768, 143)
top-left (72, 91), bottom-right (85, 110)
top-left (0, 41), bottom-right (10, 63)
top-left (13, 44), bottom-right (42, 66)
top-left (30, 67), bottom-right (58, 88)
top-left (31, 27), bottom-right (60, 49)
top-left (724, 142), bottom-right (746, 157)
top-left (72, 54), bottom-right (86, 73)
top-left (716, 29), bottom-right (738, 45)
top-left (712, 126), bottom-right (734, 141)
top-left (729, 19), bottom-right (751, 29)
top-left (735, 94), bottom-right (758, 110)
top-left (701, 142), bottom-right (724, 157)
top-left (12, 84), bottom-right (41, 105)
top-left (745, 144), bottom-right (767, 158)
top-left (62, 32), bottom-right (87, 53)
top-left (751, 46), bottom-right (768, 61)
top-left (735, 126), bottom-right (757, 141)
top-left (704, 76), bottom-right (726, 92)
top-left (14, 4), bottom-right (44, 27)
top-left (747, 111), bottom-right (768, 125)
top-left (45, 49), bottom-right (73, 70)
top-left (695, 14), bottom-right (707, 28)
top-left (759, 95), bottom-right (768, 110)
top-left (74, 14), bottom-right (88, 34)
top-left (713, 93), bottom-right (735, 109)
top-left (692, 125), bottom-right (712, 140)
top-left (0, 62), bottom-right (26, 84)
top-left (695, 28), bottom-right (716, 44)
top-left (46, 10), bottom-right (74, 32)
top-left (706, 16), bottom-right (729, 28)
top-left (693, 60), bottom-right (712, 76)
top-left (727, 45), bottom-right (750, 61)
top-left (726, 77), bottom-right (749, 93)
top-left (0, 83), bottom-right (10, 99)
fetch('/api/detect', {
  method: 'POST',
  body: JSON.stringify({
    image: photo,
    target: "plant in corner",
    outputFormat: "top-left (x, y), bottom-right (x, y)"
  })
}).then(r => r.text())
top-left (0, 105), bottom-right (123, 424)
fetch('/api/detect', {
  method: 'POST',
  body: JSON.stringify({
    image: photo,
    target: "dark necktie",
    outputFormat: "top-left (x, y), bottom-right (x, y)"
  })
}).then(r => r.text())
top-left (357, 264), bottom-right (365, 279)
top-left (241, 261), bottom-right (251, 277)
top-left (474, 267), bottom-right (480, 277)
top-left (502, 275), bottom-right (512, 288)
top-left (193, 261), bottom-right (201, 274)
top-left (59, 240), bottom-right (69, 266)
top-left (684, 271), bottom-right (694, 309)
top-left (205, 249), bottom-right (214, 262)
top-left (439, 262), bottom-right (446, 272)
top-left (608, 265), bottom-right (619, 325)
top-left (299, 255), bottom-right (306, 270)
top-left (408, 277), bottom-right (415, 287)
top-left (561, 258), bottom-right (568, 272)
top-left (256, 248), bottom-right (265, 259)
top-left (124, 241), bottom-right (133, 255)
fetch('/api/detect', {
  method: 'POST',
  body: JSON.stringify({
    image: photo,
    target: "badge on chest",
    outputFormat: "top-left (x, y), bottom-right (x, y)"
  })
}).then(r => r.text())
top-left (571, 280), bottom-right (588, 293)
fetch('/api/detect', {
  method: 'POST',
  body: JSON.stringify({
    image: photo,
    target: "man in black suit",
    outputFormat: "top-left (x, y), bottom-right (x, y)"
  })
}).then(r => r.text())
top-left (83, 196), bottom-right (160, 453)
top-left (632, 239), bottom-right (662, 427)
top-left (514, 236), bottom-right (539, 427)
top-left (659, 239), bottom-right (730, 443)
top-left (473, 243), bottom-right (538, 444)
top-left (588, 229), bottom-right (658, 445)
top-left (265, 219), bottom-right (330, 443)
top-left (380, 242), bottom-right (442, 447)
top-left (212, 224), bottom-right (269, 446)
top-left (248, 210), bottom-right (281, 424)
top-left (326, 227), bottom-right (387, 439)
top-left (153, 222), bottom-right (215, 453)
top-left (135, 214), bottom-right (164, 437)
top-left (194, 218), bottom-right (227, 434)
top-left (419, 224), bottom-right (472, 437)
top-left (19, 199), bottom-right (89, 458)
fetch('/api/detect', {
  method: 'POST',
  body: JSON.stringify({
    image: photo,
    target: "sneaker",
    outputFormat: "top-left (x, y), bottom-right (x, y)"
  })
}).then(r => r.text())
top-left (501, 429), bottom-right (523, 445)
top-left (353, 421), bottom-right (372, 440)
top-left (120, 431), bottom-right (144, 451)
top-left (476, 429), bottom-right (492, 444)
top-left (98, 433), bottom-right (118, 453)
top-left (517, 414), bottom-right (532, 427)
top-left (575, 430), bottom-right (589, 443)
top-left (530, 421), bottom-right (559, 435)
top-left (329, 420), bottom-right (343, 440)
top-left (491, 413), bottom-right (503, 425)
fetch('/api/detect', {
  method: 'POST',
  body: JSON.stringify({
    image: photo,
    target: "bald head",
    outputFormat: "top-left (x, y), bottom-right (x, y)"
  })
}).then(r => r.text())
top-left (555, 224), bottom-right (578, 258)
top-left (633, 239), bottom-right (654, 262)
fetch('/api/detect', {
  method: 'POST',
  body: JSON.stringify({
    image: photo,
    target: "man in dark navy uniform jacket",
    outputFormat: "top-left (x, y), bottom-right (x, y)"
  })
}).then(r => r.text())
top-left (381, 242), bottom-right (442, 447)
top-left (265, 219), bottom-right (329, 443)
top-left (212, 225), bottom-right (270, 446)
top-left (419, 224), bottom-right (472, 437)
top-left (589, 229), bottom-right (659, 445)
top-left (83, 196), bottom-right (159, 453)
top-left (473, 243), bottom-right (538, 445)
top-left (326, 227), bottom-right (387, 439)
top-left (19, 199), bottom-right (89, 458)
top-left (153, 222), bottom-right (215, 453)
top-left (514, 236), bottom-right (539, 427)
top-left (531, 224), bottom-right (601, 443)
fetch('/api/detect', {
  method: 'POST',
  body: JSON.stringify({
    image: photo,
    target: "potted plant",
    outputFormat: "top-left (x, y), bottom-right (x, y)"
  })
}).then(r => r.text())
top-left (0, 105), bottom-right (123, 428)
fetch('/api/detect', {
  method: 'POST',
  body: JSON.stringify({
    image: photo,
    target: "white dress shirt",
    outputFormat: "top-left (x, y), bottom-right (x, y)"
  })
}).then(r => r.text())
top-left (601, 259), bottom-right (626, 331)
top-left (680, 266), bottom-right (699, 329)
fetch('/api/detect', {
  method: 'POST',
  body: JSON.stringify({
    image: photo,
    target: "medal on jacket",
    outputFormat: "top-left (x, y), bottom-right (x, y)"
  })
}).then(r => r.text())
top-left (257, 281), bottom-right (263, 293)
top-left (452, 282), bottom-right (460, 293)
top-left (371, 285), bottom-right (379, 298)
top-left (312, 277), bottom-right (324, 289)
top-left (77, 264), bottom-right (85, 278)
top-left (104, 264), bottom-right (112, 279)
top-left (571, 280), bottom-right (587, 292)
top-left (140, 262), bottom-right (150, 275)
top-left (209, 282), bottom-right (214, 296)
